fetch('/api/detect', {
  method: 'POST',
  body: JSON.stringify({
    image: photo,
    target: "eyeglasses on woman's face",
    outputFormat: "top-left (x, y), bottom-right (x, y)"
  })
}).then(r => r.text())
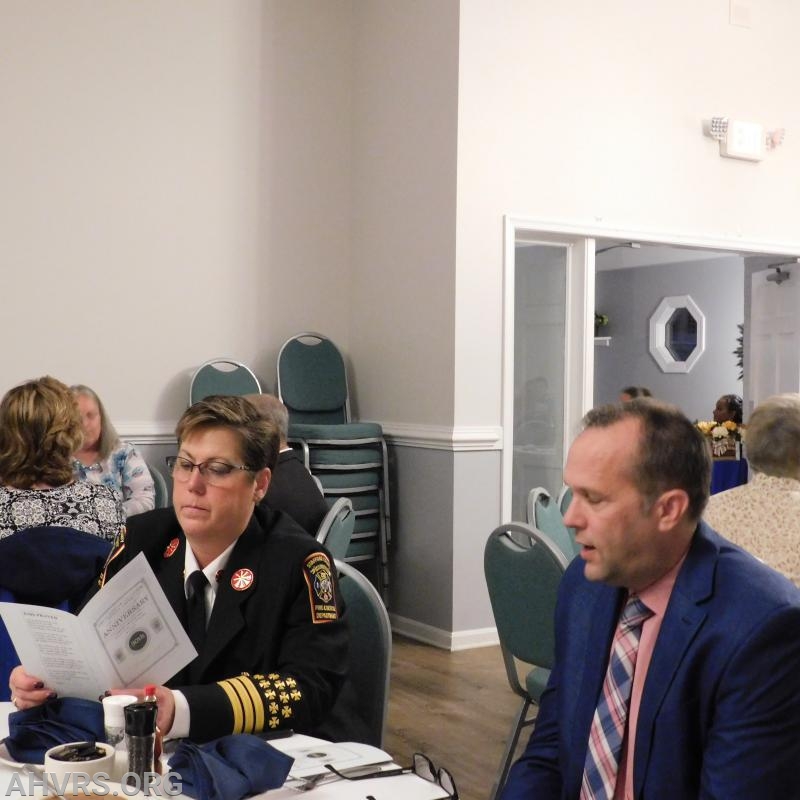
top-left (166, 455), bottom-right (255, 487)
top-left (324, 752), bottom-right (458, 798)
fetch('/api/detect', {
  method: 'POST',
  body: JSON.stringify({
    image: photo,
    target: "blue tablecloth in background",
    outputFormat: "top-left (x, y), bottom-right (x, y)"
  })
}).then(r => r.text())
top-left (711, 458), bottom-right (749, 495)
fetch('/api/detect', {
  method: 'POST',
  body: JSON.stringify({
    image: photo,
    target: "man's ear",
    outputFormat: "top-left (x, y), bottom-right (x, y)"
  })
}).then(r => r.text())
top-left (654, 488), bottom-right (690, 530)
top-left (253, 467), bottom-right (271, 503)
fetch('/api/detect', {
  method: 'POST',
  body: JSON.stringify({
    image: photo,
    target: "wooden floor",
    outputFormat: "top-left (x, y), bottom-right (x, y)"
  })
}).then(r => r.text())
top-left (384, 635), bottom-right (528, 800)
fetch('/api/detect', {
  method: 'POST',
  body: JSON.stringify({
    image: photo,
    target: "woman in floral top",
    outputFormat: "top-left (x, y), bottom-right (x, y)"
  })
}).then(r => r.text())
top-left (0, 376), bottom-right (124, 541)
top-left (72, 384), bottom-right (155, 518)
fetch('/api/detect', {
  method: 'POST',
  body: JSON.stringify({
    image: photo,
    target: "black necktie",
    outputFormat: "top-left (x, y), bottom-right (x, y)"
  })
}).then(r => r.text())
top-left (186, 570), bottom-right (209, 654)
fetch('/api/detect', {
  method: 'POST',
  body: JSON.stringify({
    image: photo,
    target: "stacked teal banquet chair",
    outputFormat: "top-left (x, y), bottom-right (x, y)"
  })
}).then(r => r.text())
top-left (277, 332), bottom-right (390, 599)
top-left (189, 357), bottom-right (261, 405)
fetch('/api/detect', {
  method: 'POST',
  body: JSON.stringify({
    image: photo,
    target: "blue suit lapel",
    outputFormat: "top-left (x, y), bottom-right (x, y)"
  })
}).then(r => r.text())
top-left (632, 525), bottom-right (717, 796)
top-left (567, 584), bottom-right (624, 789)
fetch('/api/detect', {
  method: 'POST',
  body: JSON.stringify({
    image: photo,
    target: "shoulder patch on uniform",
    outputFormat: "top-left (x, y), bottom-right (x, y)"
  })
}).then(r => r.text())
top-left (302, 551), bottom-right (339, 624)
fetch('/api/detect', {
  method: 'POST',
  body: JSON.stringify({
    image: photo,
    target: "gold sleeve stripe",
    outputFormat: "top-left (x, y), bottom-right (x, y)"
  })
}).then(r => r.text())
top-left (232, 675), bottom-right (265, 733)
top-left (229, 677), bottom-right (255, 733)
top-left (217, 679), bottom-right (245, 734)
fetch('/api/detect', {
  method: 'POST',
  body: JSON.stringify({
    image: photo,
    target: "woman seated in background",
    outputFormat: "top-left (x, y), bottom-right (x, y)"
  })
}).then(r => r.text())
top-left (704, 394), bottom-right (800, 586)
top-left (0, 376), bottom-right (124, 540)
top-left (713, 393), bottom-right (743, 425)
top-left (72, 384), bottom-right (155, 518)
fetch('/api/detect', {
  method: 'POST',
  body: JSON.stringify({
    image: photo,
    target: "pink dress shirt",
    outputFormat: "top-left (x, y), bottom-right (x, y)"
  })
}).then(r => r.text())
top-left (614, 553), bottom-right (688, 800)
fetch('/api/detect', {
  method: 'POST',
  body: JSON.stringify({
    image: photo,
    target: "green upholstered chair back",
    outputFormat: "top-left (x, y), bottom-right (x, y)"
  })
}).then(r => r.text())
top-left (189, 358), bottom-right (261, 405)
top-left (527, 486), bottom-right (580, 560)
top-left (558, 485), bottom-right (573, 515)
top-left (334, 559), bottom-right (392, 747)
top-left (484, 522), bottom-right (568, 679)
top-left (147, 461), bottom-right (170, 509)
top-left (277, 333), bottom-right (349, 424)
top-left (316, 498), bottom-right (355, 560)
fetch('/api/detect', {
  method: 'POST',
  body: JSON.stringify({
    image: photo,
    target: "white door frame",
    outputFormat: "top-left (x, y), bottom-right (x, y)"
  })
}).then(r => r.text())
top-left (501, 215), bottom-right (800, 520)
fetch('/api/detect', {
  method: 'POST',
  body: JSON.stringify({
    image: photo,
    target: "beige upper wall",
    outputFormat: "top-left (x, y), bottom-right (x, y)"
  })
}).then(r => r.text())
top-left (348, 1), bottom-right (460, 426)
top-left (454, 0), bottom-right (800, 426)
top-left (1, 0), bottom-right (353, 423)
top-left (6, 0), bottom-right (798, 435)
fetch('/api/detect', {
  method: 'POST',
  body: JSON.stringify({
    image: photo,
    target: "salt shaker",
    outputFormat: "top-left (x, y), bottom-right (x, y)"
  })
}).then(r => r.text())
top-left (102, 694), bottom-right (138, 781)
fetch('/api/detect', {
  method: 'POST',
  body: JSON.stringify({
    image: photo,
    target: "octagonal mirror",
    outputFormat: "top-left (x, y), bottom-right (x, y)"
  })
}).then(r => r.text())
top-left (649, 295), bottom-right (705, 373)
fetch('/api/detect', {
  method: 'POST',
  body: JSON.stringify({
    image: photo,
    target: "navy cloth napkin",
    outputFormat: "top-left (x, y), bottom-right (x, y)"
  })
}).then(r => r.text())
top-left (5, 697), bottom-right (106, 764)
top-left (168, 734), bottom-right (294, 800)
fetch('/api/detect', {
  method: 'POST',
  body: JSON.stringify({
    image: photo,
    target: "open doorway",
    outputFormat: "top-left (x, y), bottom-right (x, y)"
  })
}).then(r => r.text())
top-left (593, 239), bottom-right (743, 423)
top-left (502, 217), bottom-right (800, 521)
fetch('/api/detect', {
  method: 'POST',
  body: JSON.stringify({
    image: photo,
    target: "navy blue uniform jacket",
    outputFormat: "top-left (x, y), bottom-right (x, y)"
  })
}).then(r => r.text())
top-left (502, 522), bottom-right (800, 799)
top-left (100, 505), bottom-right (348, 743)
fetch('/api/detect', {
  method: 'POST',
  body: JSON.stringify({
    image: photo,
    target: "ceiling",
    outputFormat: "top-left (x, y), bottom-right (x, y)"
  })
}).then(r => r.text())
top-left (594, 238), bottom-right (740, 271)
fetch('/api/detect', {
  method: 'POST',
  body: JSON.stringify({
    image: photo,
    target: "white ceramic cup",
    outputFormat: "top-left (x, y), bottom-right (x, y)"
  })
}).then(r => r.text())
top-left (102, 694), bottom-right (139, 746)
top-left (44, 741), bottom-right (115, 793)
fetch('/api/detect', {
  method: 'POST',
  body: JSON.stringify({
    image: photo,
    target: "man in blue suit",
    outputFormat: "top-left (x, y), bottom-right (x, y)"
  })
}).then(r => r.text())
top-left (501, 399), bottom-right (800, 800)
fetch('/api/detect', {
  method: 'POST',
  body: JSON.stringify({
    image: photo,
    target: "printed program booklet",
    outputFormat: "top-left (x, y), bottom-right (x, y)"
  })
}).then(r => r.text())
top-left (0, 552), bottom-right (196, 699)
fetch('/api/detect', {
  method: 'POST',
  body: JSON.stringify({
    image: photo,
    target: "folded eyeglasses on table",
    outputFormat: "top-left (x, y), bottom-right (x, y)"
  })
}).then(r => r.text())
top-left (322, 752), bottom-right (458, 798)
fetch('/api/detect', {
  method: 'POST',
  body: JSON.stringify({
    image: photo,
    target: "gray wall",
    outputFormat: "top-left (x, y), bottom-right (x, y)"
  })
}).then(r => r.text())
top-left (594, 257), bottom-right (744, 421)
top-left (388, 446), bottom-right (455, 631)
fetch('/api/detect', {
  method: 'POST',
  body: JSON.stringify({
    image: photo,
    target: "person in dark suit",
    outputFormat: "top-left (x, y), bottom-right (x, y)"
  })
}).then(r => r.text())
top-left (246, 393), bottom-right (328, 536)
top-left (501, 399), bottom-right (800, 800)
top-left (9, 396), bottom-right (348, 743)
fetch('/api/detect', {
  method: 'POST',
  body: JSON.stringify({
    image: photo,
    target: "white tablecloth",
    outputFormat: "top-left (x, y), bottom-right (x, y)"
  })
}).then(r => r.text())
top-left (0, 702), bottom-right (449, 799)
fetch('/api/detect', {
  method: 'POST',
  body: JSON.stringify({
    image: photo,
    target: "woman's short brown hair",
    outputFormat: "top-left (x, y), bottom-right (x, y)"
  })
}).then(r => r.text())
top-left (176, 395), bottom-right (279, 472)
top-left (0, 376), bottom-right (83, 489)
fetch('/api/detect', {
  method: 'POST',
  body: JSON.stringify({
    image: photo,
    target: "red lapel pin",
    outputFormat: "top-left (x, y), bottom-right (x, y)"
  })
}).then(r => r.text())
top-left (163, 538), bottom-right (180, 558)
top-left (231, 568), bottom-right (254, 591)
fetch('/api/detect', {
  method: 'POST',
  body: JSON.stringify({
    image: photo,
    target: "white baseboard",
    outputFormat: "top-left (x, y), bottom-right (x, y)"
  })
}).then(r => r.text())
top-left (390, 614), bottom-right (499, 651)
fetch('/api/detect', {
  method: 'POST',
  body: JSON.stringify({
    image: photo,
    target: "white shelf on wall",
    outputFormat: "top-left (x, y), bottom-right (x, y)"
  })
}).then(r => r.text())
top-left (594, 336), bottom-right (612, 347)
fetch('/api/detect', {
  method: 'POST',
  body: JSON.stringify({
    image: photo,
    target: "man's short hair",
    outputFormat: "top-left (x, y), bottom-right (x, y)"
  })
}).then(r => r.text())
top-left (244, 393), bottom-right (289, 442)
top-left (745, 394), bottom-right (800, 479)
top-left (583, 398), bottom-right (710, 521)
top-left (177, 395), bottom-right (280, 472)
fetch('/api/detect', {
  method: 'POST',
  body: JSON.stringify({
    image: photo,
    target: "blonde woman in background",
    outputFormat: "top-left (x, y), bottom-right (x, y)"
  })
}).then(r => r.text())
top-left (0, 376), bottom-right (123, 540)
top-left (72, 384), bottom-right (155, 518)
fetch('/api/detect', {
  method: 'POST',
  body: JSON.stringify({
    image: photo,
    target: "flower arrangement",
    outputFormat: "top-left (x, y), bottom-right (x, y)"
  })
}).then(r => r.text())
top-left (695, 420), bottom-right (745, 458)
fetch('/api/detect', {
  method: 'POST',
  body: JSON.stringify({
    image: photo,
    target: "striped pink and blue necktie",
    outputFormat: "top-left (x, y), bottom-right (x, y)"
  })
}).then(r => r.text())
top-left (580, 595), bottom-right (653, 800)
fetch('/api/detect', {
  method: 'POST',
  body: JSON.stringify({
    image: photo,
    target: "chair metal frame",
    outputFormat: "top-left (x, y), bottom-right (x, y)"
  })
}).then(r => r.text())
top-left (146, 461), bottom-right (170, 509)
top-left (557, 484), bottom-right (573, 515)
top-left (316, 497), bottom-right (355, 560)
top-left (334, 559), bottom-right (392, 748)
top-left (526, 486), bottom-right (580, 560)
top-left (484, 522), bottom-right (569, 800)
top-left (188, 357), bottom-right (261, 406)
